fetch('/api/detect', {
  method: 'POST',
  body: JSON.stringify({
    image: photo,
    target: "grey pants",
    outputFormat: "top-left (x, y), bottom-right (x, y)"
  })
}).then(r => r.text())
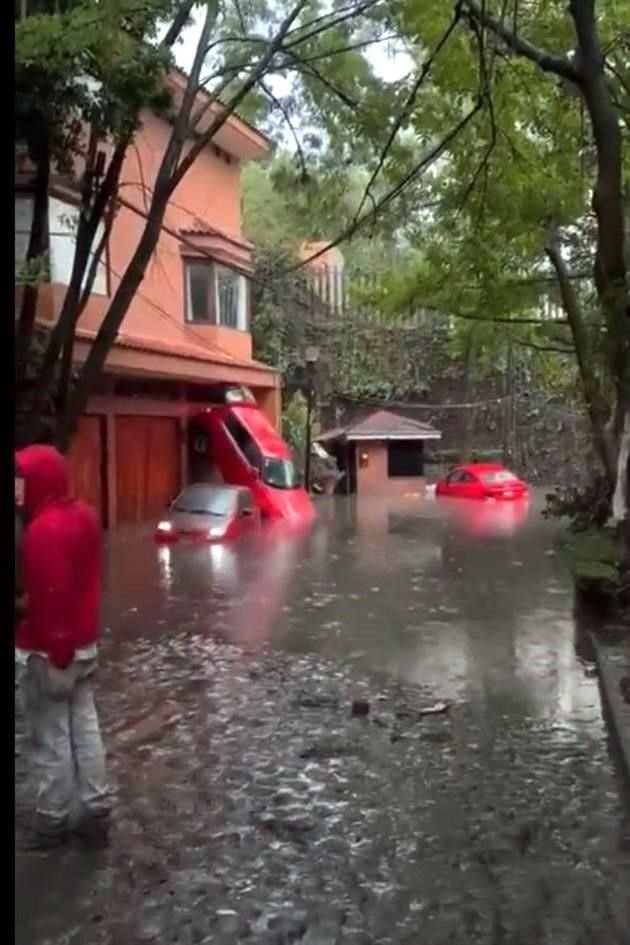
top-left (20, 655), bottom-right (110, 832)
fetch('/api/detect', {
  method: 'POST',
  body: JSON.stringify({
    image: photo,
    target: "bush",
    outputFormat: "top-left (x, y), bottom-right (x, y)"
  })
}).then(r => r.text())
top-left (543, 475), bottom-right (611, 530)
top-left (425, 448), bottom-right (504, 466)
top-left (281, 391), bottom-right (320, 469)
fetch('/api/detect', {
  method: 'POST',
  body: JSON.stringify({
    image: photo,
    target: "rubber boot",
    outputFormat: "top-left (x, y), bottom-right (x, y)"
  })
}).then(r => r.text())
top-left (17, 816), bottom-right (69, 853)
top-left (75, 811), bottom-right (110, 850)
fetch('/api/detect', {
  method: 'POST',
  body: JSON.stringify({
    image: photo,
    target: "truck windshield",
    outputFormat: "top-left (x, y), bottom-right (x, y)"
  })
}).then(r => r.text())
top-left (262, 457), bottom-right (300, 490)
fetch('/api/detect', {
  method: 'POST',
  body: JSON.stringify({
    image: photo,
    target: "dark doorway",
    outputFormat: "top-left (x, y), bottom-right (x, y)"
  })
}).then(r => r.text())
top-left (387, 441), bottom-right (424, 478)
top-left (188, 421), bottom-right (213, 483)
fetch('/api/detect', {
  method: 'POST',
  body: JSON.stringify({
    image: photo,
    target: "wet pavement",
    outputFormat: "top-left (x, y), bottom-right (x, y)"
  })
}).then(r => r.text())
top-left (15, 493), bottom-right (630, 944)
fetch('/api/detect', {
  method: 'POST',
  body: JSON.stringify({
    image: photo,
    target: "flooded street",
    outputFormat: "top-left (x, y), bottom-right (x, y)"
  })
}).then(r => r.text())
top-left (16, 492), bottom-right (630, 944)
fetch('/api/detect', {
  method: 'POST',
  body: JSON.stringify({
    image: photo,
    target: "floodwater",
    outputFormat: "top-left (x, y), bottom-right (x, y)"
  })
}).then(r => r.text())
top-left (15, 492), bottom-right (630, 944)
top-left (103, 491), bottom-right (613, 729)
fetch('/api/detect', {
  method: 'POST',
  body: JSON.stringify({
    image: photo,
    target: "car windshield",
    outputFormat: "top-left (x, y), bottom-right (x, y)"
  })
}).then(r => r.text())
top-left (479, 470), bottom-right (515, 484)
top-left (262, 457), bottom-right (300, 490)
top-left (173, 485), bottom-right (237, 515)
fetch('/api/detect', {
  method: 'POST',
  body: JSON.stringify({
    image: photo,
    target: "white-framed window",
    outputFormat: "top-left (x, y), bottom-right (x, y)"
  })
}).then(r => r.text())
top-left (15, 195), bottom-right (34, 273)
top-left (184, 259), bottom-right (248, 330)
top-left (14, 193), bottom-right (108, 295)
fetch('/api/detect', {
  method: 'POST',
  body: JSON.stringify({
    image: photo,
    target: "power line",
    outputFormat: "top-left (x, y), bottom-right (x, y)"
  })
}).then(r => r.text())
top-left (336, 392), bottom-right (583, 413)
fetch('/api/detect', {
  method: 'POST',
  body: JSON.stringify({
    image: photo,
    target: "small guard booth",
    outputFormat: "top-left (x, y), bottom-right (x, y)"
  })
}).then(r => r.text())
top-left (316, 409), bottom-right (441, 496)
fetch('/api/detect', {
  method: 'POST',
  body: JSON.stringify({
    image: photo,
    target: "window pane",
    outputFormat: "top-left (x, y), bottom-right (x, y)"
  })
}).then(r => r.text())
top-left (480, 470), bottom-right (514, 483)
top-left (262, 458), bottom-right (300, 490)
top-left (15, 195), bottom-right (34, 277)
top-left (223, 416), bottom-right (262, 470)
top-left (216, 265), bottom-right (243, 329)
top-left (387, 442), bottom-right (424, 478)
top-left (16, 195), bottom-right (108, 292)
top-left (187, 263), bottom-right (212, 322)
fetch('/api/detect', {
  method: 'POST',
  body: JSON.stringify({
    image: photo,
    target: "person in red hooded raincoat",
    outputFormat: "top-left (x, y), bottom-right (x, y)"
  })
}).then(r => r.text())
top-left (15, 445), bottom-right (110, 851)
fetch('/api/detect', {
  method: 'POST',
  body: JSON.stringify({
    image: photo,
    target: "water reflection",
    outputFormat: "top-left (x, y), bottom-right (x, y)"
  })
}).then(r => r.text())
top-left (226, 524), bottom-right (307, 650)
top-left (157, 544), bottom-right (174, 591)
top-left (439, 495), bottom-right (531, 537)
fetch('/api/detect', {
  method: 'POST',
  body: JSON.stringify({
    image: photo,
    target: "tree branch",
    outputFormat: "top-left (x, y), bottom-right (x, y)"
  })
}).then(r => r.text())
top-left (159, 0), bottom-right (197, 49)
top-left (32, 138), bottom-right (128, 436)
top-left (353, 2), bottom-right (464, 225)
top-left (282, 0), bottom-right (383, 51)
top-left (283, 51), bottom-right (358, 108)
top-left (292, 102), bottom-right (483, 273)
top-left (288, 33), bottom-right (402, 67)
top-left (173, 0), bottom-right (309, 189)
top-left (58, 0), bottom-right (308, 446)
top-left (460, 0), bottom-right (582, 85)
top-left (257, 78), bottom-right (307, 175)
top-left (25, 0), bottom-right (195, 442)
top-left (449, 310), bottom-right (568, 326)
top-left (513, 337), bottom-right (575, 355)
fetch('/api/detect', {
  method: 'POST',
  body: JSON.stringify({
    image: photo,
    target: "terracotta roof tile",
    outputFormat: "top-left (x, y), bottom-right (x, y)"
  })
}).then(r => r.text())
top-left (178, 219), bottom-right (254, 250)
top-left (74, 328), bottom-right (273, 374)
top-left (318, 409), bottom-right (441, 442)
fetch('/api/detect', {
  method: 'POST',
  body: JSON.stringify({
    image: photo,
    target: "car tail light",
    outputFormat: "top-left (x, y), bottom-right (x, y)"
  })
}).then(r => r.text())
top-left (157, 520), bottom-right (173, 533)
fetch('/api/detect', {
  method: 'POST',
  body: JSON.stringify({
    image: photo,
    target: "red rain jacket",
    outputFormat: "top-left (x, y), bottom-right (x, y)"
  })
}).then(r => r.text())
top-left (15, 445), bottom-right (102, 660)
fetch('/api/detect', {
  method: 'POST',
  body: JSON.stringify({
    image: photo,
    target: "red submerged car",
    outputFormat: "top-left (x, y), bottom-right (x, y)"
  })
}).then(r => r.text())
top-left (155, 483), bottom-right (261, 544)
top-left (435, 463), bottom-right (528, 501)
top-left (189, 387), bottom-right (314, 525)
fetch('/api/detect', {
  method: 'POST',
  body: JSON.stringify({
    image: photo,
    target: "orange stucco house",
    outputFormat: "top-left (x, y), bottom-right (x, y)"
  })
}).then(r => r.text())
top-left (15, 71), bottom-right (280, 528)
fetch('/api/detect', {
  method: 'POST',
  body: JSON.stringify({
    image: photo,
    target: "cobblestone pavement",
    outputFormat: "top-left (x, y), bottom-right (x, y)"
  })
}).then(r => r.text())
top-left (15, 496), bottom-right (630, 944)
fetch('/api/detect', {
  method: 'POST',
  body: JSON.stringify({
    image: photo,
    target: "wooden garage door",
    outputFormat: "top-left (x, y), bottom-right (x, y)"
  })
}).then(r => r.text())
top-left (115, 416), bottom-right (180, 524)
top-left (67, 415), bottom-right (106, 525)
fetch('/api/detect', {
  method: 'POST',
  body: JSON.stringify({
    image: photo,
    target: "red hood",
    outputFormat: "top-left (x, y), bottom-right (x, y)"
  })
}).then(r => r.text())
top-left (15, 445), bottom-right (70, 520)
top-left (266, 487), bottom-right (315, 526)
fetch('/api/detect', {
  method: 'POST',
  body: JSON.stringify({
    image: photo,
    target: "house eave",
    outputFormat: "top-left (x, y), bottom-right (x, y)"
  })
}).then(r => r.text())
top-left (347, 433), bottom-right (443, 441)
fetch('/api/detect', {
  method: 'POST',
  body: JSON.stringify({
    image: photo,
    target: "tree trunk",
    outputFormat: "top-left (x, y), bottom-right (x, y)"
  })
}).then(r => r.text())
top-left (54, 192), bottom-right (118, 433)
top-left (16, 127), bottom-right (50, 386)
top-left (501, 339), bottom-right (515, 466)
top-left (28, 137), bottom-right (127, 441)
top-left (545, 236), bottom-right (616, 483)
top-left (24, 2), bottom-right (200, 446)
top-left (610, 406), bottom-right (630, 524)
top-left (56, 193), bottom-right (169, 450)
top-left (569, 0), bottom-right (630, 522)
top-left (460, 329), bottom-right (475, 462)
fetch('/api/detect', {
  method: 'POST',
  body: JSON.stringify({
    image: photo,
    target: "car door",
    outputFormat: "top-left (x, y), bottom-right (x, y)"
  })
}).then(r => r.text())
top-left (236, 490), bottom-right (258, 534)
top-left (458, 470), bottom-right (484, 499)
top-left (444, 468), bottom-right (467, 498)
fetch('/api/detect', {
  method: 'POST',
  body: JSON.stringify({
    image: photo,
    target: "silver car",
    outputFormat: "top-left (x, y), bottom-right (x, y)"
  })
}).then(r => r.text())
top-left (155, 483), bottom-right (260, 543)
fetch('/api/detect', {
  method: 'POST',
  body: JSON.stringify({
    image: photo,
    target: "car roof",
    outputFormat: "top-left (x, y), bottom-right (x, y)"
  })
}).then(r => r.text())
top-left (181, 482), bottom-right (252, 497)
top-left (459, 463), bottom-right (506, 473)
